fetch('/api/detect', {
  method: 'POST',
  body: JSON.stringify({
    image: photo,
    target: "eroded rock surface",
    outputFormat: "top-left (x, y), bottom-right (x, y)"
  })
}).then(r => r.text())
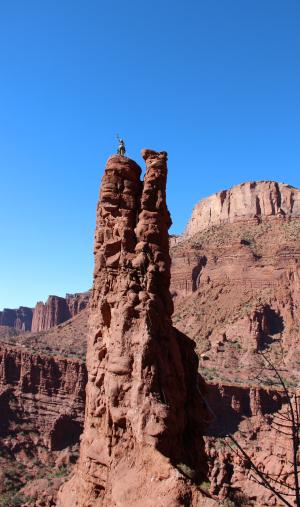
top-left (185, 181), bottom-right (300, 237)
top-left (58, 151), bottom-right (210, 507)
top-left (0, 345), bottom-right (86, 450)
top-left (0, 344), bottom-right (86, 506)
top-left (204, 382), bottom-right (295, 506)
top-left (172, 218), bottom-right (300, 386)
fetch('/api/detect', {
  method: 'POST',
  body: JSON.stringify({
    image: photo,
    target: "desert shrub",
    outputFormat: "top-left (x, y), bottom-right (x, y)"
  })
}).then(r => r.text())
top-left (222, 499), bottom-right (236, 507)
top-left (198, 480), bottom-right (210, 492)
top-left (201, 367), bottom-right (218, 381)
top-left (47, 464), bottom-right (70, 479)
top-left (176, 463), bottom-right (196, 480)
top-left (0, 493), bottom-right (34, 507)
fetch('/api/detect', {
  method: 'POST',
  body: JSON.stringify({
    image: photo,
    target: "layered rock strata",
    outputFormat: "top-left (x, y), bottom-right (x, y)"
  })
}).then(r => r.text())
top-left (0, 344), bottom-right (86, 450)
top-left (185, 181), bottom-right (300, 237)
top-left (66, 291), bottom-right (90, 317)
top-left (59, 151), bottom-right (209, 507)
top-left (171, 216), bottom-right (300, 384)
top-left (0, 344), bottom-right (87, 505)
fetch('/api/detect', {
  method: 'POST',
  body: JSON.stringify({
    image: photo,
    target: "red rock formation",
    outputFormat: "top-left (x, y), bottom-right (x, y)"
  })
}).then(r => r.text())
top-left (31, 296), bottom-right (71, 332)
top-left (66, 291), bottom-right (90, 317)
top-left (0, 344), bottom-right (86, 451)
top-left (169, 182), bottom-right (300, 505)
top-left (31, 292), bottom-right (89, 333)
top-left (58, 151), bottom-right (210, 507)
top-left (0, 306), bottom-right (33, 331)
top-left (0, 344), bottom-right (87, 505)
top-left (171, 212), bottom-right (300, 385)
top-left (184, 181), bottom-right (300, 237)
top-left (0, 293), bottom-right (89, 335)
top-left (204, 382), bottom-right (294, 506)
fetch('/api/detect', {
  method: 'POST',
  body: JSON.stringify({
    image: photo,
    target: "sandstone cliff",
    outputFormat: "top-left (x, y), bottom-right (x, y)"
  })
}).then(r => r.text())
top-left (185, 181), bottom-right (300, 237)
top-left (0, 306), bottom-right (33, 331)
top-left (31, 291), bottom-right (89, 332)
top-left (0, 345), bottom-right (86, 449)
top-left (66, 291), bottom-right (90, 316)
top-left (171, 217), bottom-right (300, 386)
top-left (204, 382), bottom-right (295, 506)
top-left (0, 344), bottom-right (87, 505)
top-left (59, 151), bottom-right (210, 507)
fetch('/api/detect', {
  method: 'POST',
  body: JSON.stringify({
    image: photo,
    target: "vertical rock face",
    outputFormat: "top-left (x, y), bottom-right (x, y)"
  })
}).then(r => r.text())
top-left (59, 152), bottom-right (208, 507)
top-left (66, 291), bottom-right (90, 317)
top-left (31, 296), bottom-right (71, 332)
top-left (0, 307), bottom-right (33, 331)
top-left (0, 345), bottom-right (86, 449)
top-left (31, 293), bottom-right (90, 333)
top-left (185, 181), bottom-right (300, 238)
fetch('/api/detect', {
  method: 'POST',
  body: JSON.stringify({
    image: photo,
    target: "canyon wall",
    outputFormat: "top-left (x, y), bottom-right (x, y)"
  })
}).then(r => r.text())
top-left (185, 181), bottom-right (300, 238)
top-left (204, 382), bottom-right (294, 506)
top-left (0, 306), bottom-right (33, 331)
top-left (171, 218), bottom-right (300, 378)
top-left (0, 344), bottom-right (86, 451)
top-left (31, 291), bottom-right (90, 332)
top-left (59, 151), bottom-right (210, 507)
top-left (31, 296), bottom-right (71, 333)
top-left (0, 344), bottom-right (87, 505)
top-left (66, 291), bottom-right (90, 316)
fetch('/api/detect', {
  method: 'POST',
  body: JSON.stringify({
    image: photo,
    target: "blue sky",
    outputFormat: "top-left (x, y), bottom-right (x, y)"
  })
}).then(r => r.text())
top-left (0, 0), bottom-right (299, 309)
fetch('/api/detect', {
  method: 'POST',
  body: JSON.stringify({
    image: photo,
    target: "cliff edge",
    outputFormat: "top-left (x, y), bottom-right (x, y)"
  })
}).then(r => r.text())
top-left (185, 181), bottom-right (300, 237)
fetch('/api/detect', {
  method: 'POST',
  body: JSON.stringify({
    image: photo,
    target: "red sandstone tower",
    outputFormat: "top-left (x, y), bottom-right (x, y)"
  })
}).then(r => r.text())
top-left (58, 150), bottom-right (208, 507)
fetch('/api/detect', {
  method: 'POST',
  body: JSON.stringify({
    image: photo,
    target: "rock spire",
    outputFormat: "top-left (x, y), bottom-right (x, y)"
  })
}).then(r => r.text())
top-left (58, 151), bottom-right (209, 507)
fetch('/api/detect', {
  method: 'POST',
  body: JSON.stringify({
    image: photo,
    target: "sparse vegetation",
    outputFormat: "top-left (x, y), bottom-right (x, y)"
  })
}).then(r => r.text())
top-left (0, 493), bottom-right (34, 507)
top-left (0, 465), bottom-right (35, 507)
top-left (47, 465), bottom-right (70, 479)
top-left (201, 366), bottom-right (218, 381)
top-left (198, 480), bottom-right (210, 492)
top-left (176, 463), bottom-right (196, 480)
top-left (223, 352), bottom-right (300, 507)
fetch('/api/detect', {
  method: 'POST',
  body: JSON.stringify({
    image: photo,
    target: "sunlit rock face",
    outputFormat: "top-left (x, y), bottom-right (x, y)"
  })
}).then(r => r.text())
top-left (185, 181), bottom-right (300, 237)
top-left (31, 292), bottom-right (90, 332)
top-left (58, 151), bottom-right (210, 507)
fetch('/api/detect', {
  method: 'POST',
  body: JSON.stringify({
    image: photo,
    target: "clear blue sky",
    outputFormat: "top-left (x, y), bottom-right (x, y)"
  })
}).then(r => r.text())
top-left (1, 0), bottom-right (299, 309)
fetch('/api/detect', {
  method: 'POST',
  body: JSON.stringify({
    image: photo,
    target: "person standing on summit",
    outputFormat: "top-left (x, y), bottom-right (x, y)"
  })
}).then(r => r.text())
top-left (117, 135), bottom-right (126, 156)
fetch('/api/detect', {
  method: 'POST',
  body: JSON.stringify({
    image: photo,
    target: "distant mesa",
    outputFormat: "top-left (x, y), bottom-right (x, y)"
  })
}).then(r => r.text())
top-left (184, 180), bottom-right (300, 238)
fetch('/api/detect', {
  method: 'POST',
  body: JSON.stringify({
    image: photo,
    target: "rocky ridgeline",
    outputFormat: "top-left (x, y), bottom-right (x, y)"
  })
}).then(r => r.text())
top-left (0, 291), bottom-right (90, 334)
top-left (59, 151), bottom-right (210, 507)
top-left (31, 291), bottom-right (90, 332)
top-left (185, 181), bottom-right (300, 237)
